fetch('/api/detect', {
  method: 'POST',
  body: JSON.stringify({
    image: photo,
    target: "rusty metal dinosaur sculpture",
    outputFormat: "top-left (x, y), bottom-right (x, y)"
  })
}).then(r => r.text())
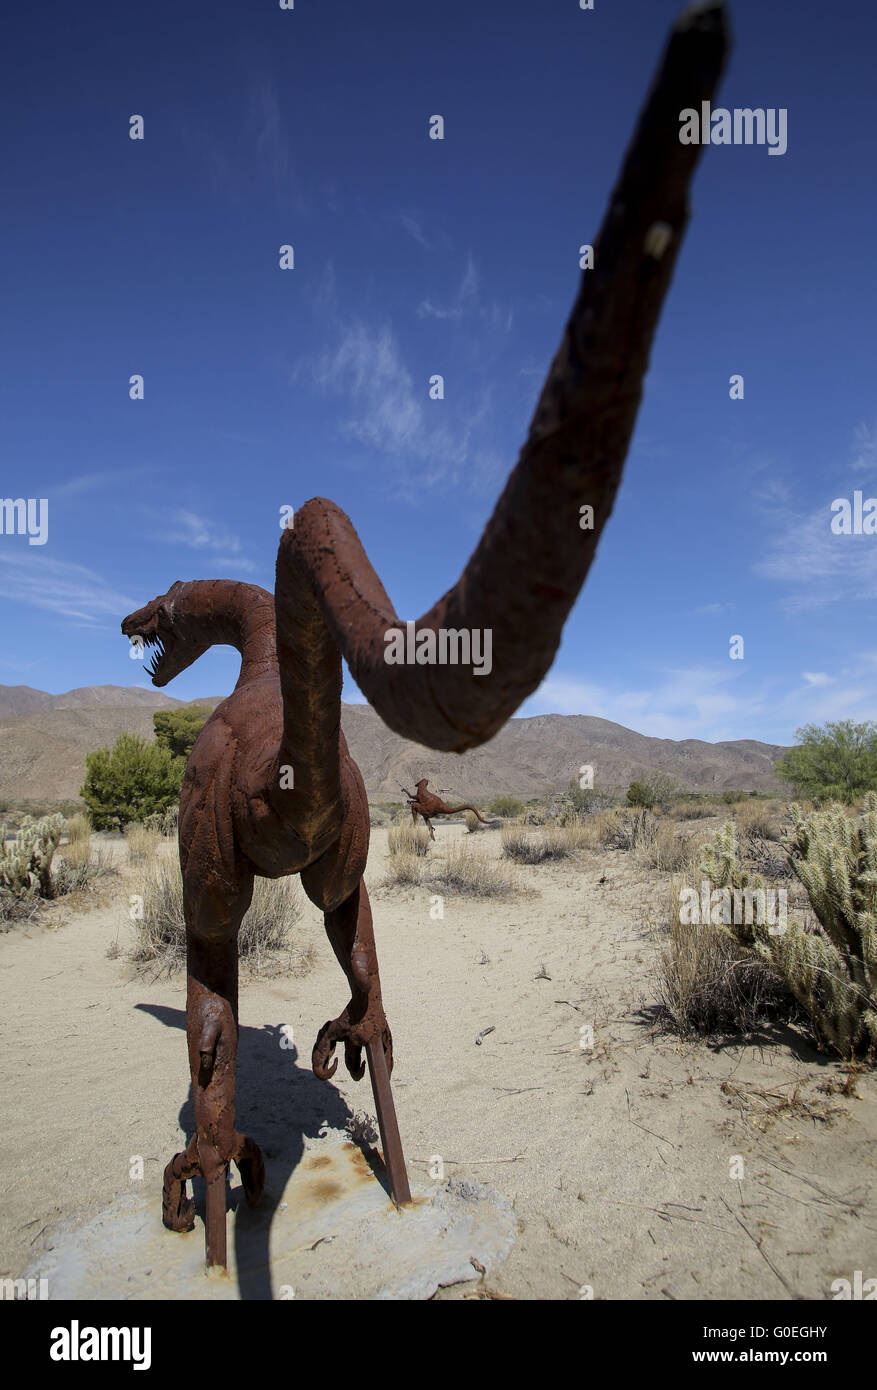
top-left (121, 5), bottom-right (728, 1270)
top-left (402, 779), bottom-right (488, 839)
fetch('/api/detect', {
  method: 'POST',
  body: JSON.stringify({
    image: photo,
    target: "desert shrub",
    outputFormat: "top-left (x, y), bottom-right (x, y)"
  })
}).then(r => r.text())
top-left (563, 784), bottom-right (622, 818)
top-left (627, 772), bottom-right (678, 811)
top-left (637, 819), bottom-right (700, 873)
top-left (130, 857), bottom-right (302, 973)
top-left (388, 822), bottom-right (430, 857)
top-left (52, 844), bottom-right (114, 897)
top-left (776, 720), bottom-right (877, 804)
top-left (381, 849), bottom-right (423, 888)
top-left (0, 814), bottom-right (64, 898)
top-left (153, 706), bottom-right (210, 760)
top-left (598, 808), bottom-right (657, 851)
top-left (429, 842), bottom-right (518, 897)
top-left (489, 796), bottom-right (525, 819)
top-left (501, 824), bottom-right (541, 863)
top-left (656, 876), bottom-right (795, 1036)
top-left (666, 808), bottom-right (877, 1058)
top-left (671, 800), bottom-right (716, 821)
top-left (501, 822), bottom-right (588, 864)
top-left (626, 780), bottom-right (655, 810)
top-left (61, 813), bottom-right (92, 869)
top-left (465, 810), bottom-right (487, 832)
top-left (143, 804), bottom-right (179, 838)
top-left (732, 799), bottom-right (783, 841)
top-left (81, 733), bottom-right (183, 831)
top-left (0, 889), bottom-right (41, 926)
top-left (126, 824), bottom-right (163, 864)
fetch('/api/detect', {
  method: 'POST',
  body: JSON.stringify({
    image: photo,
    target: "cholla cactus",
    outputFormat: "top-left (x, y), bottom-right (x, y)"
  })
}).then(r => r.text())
top-left (776, 796), bottom-right (877, 1058)
top-left (700, 821), bottom-right (764, 896)
top-left (698, 806), bottom-right (877, 1058)
top-left (0, 814), bottom-right (64, 899)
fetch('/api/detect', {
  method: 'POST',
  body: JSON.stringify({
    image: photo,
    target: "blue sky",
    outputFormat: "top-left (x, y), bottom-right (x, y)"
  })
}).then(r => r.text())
top-left (1, 0), bottom-right (875, 745)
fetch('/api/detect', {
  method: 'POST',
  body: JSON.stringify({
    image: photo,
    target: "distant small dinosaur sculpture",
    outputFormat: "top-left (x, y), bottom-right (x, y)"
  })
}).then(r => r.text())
top-left (120, 6), bottom-right (728, 1270)
top-left (402, 779), bottom-right (487, 839)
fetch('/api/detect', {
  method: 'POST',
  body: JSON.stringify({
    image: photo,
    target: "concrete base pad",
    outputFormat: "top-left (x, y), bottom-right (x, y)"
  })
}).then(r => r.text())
top-left (27, 1130), bottom-right (517, 1300)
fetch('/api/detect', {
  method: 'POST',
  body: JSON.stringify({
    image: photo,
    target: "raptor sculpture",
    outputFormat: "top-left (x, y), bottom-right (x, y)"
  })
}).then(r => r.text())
top-left (121, 5), bottom-right (728, 1270)
top-left (402, 779), bottom-right (488, 839)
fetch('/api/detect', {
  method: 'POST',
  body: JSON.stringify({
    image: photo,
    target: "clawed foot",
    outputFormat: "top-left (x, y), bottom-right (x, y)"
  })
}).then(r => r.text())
top-left (161, 1131), bottom-right (265, 1233)
top-left (162, 1144), bottom-right (198, 1232)
top-left (312, 1007), bottom-right (393, 1083)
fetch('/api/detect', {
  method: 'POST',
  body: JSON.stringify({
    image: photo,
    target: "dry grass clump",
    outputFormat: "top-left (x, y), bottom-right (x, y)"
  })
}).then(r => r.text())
top-left (671, 800), bottom-right (718, 821)
top-left (595, 808), bottom-right (657, 851)
top-left (465, 809), bottom-right (488, 832)
top-left (130, 856), bottom-right (304, 975)
top-left (388, 822), bottom-right (430, 857)
top-left (655, 877), bottom-right (796, 1036)
top-left (126, 824), bottom-right (163, 864)
top-left (381, 848), bottom-right (423, 888)
top-left (61, 814), bottom-right (92, 868)
top-left (52, 844), bottom-right (114, 897)
top-left (732, 799), bottom-right (784, 841)
top-left (0, 889), bottom-right (41, 926)
top-left (636, 819), bottom-right (702, 873)
top-left (53, 814), bottom-right (113, 897)
top-left (501, 822), bottom-right (588, 864)
top-left (430, 842), bottom-right (519, 897)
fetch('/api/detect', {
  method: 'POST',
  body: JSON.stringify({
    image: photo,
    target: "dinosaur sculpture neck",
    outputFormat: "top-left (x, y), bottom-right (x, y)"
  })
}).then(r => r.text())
top-left (167, 580), bottom-right (277, 686)
top-left (168, 579), bottom-right (343, 847)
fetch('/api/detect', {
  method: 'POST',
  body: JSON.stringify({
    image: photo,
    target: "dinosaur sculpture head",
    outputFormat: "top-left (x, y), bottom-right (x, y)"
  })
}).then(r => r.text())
top-left (121, 581), bottom-right (210, 686)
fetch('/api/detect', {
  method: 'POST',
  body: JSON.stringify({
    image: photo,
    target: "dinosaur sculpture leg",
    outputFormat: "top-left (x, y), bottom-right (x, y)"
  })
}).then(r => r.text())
top-left (162, 877), bottom-right (265, 1270)
top-left (311, 881), bottom-right (393, 1083)
top-left (309, 879), bottom-right (410, 1204)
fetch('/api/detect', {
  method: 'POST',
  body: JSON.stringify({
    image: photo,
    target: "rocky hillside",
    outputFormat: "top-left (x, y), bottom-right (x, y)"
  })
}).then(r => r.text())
top-left (0, 684), bottom-right (787, 805)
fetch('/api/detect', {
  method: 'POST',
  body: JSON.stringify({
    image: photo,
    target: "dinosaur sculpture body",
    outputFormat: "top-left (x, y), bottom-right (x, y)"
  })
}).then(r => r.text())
top-left (403, 779), bottom-right (487, 839)
top-left (121, 6), bottom-right (728, 1270)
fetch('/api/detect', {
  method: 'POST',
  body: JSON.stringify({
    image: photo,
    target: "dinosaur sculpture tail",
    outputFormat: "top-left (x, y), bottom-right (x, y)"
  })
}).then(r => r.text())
top-left (449, 805), bottom-right (488, 822)
top-left (275, 4), bottom-right (728, 778)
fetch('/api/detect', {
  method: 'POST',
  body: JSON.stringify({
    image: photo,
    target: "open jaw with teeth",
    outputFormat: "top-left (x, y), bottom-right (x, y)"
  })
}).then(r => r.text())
top-left (126, 624), bottom-right (174, 681)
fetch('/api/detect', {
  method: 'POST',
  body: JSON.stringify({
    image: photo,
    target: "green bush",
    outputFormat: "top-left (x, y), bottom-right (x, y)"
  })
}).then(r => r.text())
top-left (81, 734), bottom-right (183, 831)
top-left (776, 720), bottom-right (877, 804)
top-left (489, 795), bottom-right (525, 818)
top-left (627, 780), bottom-right (655, 809)
top-left (153, 706), bottom-right (210, 760)
top-left (627, 772), bottom-right (678, 811)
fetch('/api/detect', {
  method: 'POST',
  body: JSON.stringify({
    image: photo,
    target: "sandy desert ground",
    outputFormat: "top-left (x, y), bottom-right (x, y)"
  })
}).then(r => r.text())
top-left (2, 822), bottom-right (876, 1300)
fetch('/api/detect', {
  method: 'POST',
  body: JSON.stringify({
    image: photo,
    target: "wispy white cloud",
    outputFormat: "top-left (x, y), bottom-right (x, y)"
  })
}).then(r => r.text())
top-left (248, 76), bottom-right (293, 193)
top-left (754, 500), bottom-right (877, 610)
top-left (694, 601), bottom-right (735, 616)
top-left (180, 71), bottom-right (306, 210)
top-left (398, 211), bottom-right (433, 250)
top-left (53, 471), bottom-right (137, 499)
top-left (155, 510), bottom-right (256, 573)
top-left (307, 317), bottom-right (502, 496)
top-left (520, 659), bottom-right (877, 744)
top-left (851, 422), bottom-right (877, 473)
top-left (0, 552), bottom-right (137, 625)
top-left (418, 255), bottom-right (480, 321)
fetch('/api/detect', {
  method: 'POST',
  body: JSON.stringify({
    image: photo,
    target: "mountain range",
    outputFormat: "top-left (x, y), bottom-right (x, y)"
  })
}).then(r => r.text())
top-left (0, 684), bottom-right (787, 805)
